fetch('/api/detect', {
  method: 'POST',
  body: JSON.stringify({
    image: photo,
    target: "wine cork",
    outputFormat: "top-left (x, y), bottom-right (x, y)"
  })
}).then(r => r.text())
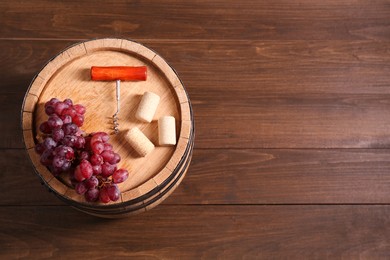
top-left (126, 127), bottom-right (155, 157)
top-left (136, 91), bottom-right (160, 123)
top-left (158, 116), bottom-right (176, 146)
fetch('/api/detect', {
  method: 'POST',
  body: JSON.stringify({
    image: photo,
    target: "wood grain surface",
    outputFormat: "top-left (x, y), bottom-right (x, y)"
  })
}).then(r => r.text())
top-left (1, 206), bottom-right (390, 258)
top-left (1, 0), bottom-right (389, 258)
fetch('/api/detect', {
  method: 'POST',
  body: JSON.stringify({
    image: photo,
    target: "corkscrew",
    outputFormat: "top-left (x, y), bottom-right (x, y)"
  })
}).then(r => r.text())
top-left (91, 66), bottom-right (147, 134)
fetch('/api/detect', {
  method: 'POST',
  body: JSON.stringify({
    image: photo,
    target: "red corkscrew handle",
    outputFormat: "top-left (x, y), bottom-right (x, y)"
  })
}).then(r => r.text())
top-left (91, 66), bottom-right (147, 81)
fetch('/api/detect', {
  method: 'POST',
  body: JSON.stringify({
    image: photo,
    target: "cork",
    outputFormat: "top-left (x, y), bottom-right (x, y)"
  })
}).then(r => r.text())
top-left (136, 91), bottom-right (160, 123)
top-left (158, 116), bottom-right (176, 146)
top-left (126, 127), bottom-right (155, 157)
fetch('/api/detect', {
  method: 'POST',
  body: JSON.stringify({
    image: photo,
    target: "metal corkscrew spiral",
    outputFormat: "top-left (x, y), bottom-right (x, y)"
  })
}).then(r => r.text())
top-left (90, 66), bottom-right (147, 134)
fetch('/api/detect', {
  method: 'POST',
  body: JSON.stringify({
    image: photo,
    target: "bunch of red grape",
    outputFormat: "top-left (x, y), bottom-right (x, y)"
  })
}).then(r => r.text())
top-left (34, 98), bottom-right (129, 203)
top-left (71, 132), bottom-right (129, 202)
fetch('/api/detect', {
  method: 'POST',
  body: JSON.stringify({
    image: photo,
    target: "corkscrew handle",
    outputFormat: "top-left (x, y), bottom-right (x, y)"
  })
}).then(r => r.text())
top-left (91, 66), bottom-right (147, 81)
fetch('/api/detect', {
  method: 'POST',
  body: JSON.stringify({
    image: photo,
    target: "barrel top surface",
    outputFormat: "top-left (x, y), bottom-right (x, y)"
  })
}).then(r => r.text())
top-left (22, 38), bottom-right (192, 204)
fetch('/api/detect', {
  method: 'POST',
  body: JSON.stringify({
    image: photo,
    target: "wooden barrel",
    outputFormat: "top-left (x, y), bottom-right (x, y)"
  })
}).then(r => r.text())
top-left (21, 38), bottom-right (194, 218)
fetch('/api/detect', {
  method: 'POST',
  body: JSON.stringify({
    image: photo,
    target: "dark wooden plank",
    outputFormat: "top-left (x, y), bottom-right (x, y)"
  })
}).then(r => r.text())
top-left (159, 40), bottom-right (390, 97)
top-left (194, 92), bottom-right (390, 148)
top-left (170, 149), bottom-right (390, 204)
top-left (1, 40), bottom-right (390, 148)
top-left (1, 205), bottom-right (389, 258)
top-left (0, 149), bottom-right (59, 205)
top-left (3, 149), bottom-right (390, 205)
top-left (0, 0), bottom-right (389, 40)
top-left (2, 40), bottom-right (389, 94)
top-left (0, 93), bottom-right (25, 149)
top-left (0, 40), bottom-right (77, 95)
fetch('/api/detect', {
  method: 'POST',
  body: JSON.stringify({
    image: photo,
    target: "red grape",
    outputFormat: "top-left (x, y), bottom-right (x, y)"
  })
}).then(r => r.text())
top-left (40, 149), bottom-right (54, 166)
top-left (74, 166), bottom-right (85, 182)
top-left (52, 128), bottom-right (64, 142)
top-left (107, 184), bottom-right (120, 201)
top-left (92, 165), bottom-right (102, 175)
top-left (101, 162), bottom-right (116, 177)
top-left (60, 114), bottom-right (72, 124)
top-left (85, 188), bottom-right (99, 202)
top-left (79, 151), bottom-right (90, 161)
top-left (47, 115), bottom-right (63, 129)
top-left (63, 123), bottom-right (78, 135)
top-left (112, 153), bottom-right (121, 164)
top-left (103, 152), bottom-right (120, 165)
top-left (45, 98), bottom-right (60, 108)
top-left (90, 154), bottom-right (103, 165)
top-left (45, 105), bottom-right (55, 115)
top-left (103, 143), bottom-right (113, 151)
top-left (54, 145), bottom-right (74, 160)
top-left (85, 176), bottom-right (99, 189)
top-left (74, 136), bottom-right (85, 149)
top-left (39, 121), bottom-right (51, 134)
top-left (61, 161), bottom-right (72, 171)
top-left (63, 98), bottom-right (73, 106)
top-left (91, 132), bottom-right (109, 144)
top-left (75, 128), bottom-right (85, 137)
top-left (62, 135), bottom-right (77, 147)
top-left (43, 137), bottom-right (57, 150)
top-left (74, 104), bottom-right (86, 115)
top-left (75, 182), bottom-right (87, 195)
top-left (79, 159), bottom-right (93, 179)
top-left (34, 143), bottom-right (45, 154)
top-left (91, 141), bottom-right (104, 154)
top-left (112, 169), bottom-right (129, 184)
top-left (99, 187), bottom-right (111, 203)
top-left (72, 114), bottom-right (84, 127)
top-left (101, 150), bottom-right (115, 163)
top-left (52, 155), bottom-right (65, 168)
top-left (61, 107), bottom-right (77, 118)
top-left (54, 102), bottom-right (69, 115)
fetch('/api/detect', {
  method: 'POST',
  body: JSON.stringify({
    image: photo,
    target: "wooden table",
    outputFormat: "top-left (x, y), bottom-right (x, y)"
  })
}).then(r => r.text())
top-left (1, 1), bottom-right (389, 258)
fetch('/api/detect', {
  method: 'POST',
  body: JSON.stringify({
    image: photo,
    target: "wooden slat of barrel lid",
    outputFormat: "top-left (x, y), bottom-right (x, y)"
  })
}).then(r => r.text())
top-left (23, 94), bottom-right (38, 113)
top-left (27, 76), bottom-right (46, 97)
top-left (21, 112), bottom-right (33, 130)
top-left (152, 54), bottom-right (182, 88)
top-left (180, 120), bottom-right (192, 139)
top-left (23, 38), bottom-right (192, 205)
top-left (22, 110), bottom-right (35, 150)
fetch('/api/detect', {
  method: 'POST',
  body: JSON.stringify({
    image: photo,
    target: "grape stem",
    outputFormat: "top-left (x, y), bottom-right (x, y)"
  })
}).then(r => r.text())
top-left (97, 176), bottom-right (112, 189)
